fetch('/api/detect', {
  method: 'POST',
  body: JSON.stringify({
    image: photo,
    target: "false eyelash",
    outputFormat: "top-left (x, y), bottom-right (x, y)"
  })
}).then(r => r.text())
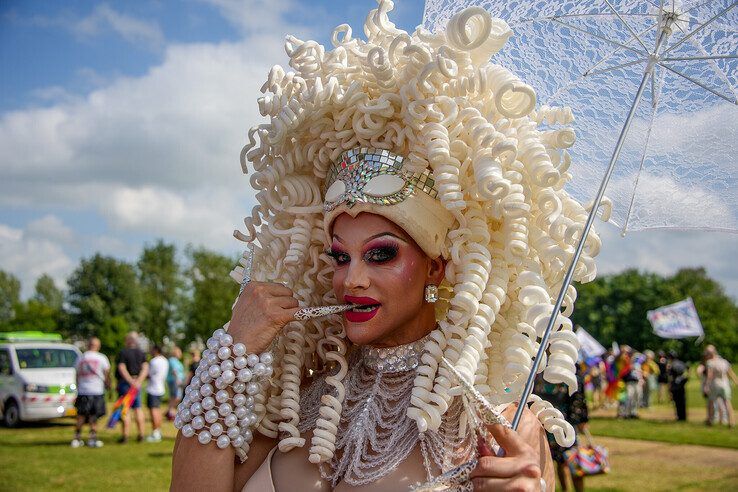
top-left (325, 248), bottom-right (349, 263)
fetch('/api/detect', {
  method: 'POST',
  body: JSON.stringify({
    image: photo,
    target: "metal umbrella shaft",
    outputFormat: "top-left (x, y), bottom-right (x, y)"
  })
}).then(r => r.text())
top-left (511, 15), bottom-right (675, 430)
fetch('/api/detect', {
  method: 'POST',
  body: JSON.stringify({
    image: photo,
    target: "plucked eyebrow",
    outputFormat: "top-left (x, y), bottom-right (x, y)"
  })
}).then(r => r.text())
top-left (333, 232), bottom-right (409, 244)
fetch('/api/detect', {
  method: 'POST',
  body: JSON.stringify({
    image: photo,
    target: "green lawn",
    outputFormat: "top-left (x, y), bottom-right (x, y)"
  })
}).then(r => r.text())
top-left (0, 414), bottom-right (176, 491)
top-left (589, 417), bottom-right (738, 449)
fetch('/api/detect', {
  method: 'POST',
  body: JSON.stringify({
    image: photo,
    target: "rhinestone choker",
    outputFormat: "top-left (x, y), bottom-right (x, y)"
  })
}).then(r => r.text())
top-left (361, 332), bottom-right (433, 373)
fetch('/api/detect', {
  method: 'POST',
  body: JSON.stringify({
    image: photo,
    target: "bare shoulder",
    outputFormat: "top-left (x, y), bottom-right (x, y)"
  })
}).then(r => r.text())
top-left (270, 432), bottom-right (331, 491)
top-left (232, 432), bottom-right (279, 492)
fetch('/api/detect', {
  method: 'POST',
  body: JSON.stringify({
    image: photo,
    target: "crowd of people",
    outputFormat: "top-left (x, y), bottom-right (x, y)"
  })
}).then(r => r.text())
top-left (71, 332), bottom-right (202, 447)
top-left (534, 344), bottom-right (736, 491)
top-left (580, 344), bottom-right (736, 426)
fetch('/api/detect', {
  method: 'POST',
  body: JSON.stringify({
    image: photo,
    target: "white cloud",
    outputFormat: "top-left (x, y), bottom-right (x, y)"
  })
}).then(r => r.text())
top-left (0, 221), bottom-right (76, 297)
top-left (25, 215), bottom-right (76, 244)
top-left (102, 185), bottom-right (241, 250)
top-left (72, 4), bottom-right (164, 50)
top-left (595, 224), bottom-right (738, 299)
top-left (200, 0), bottom-right (312, 38)
top-left (603, 171), bottom-right (737, 232)
top-left (0, 38), bottom-right (285, 197)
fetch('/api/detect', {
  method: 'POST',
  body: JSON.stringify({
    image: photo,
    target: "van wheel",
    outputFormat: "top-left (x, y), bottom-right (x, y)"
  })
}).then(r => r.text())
top-left (2, 400), bottom-right (20, 427)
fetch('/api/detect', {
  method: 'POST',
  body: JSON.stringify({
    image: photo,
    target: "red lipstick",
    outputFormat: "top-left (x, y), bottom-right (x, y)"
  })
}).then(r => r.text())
top-left (344, 295), bottom-right (381, 323)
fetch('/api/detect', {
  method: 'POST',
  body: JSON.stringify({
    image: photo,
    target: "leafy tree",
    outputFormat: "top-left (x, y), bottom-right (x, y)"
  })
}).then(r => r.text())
top-left (4, 300), bottom-right (60, 332)
top-left (4, 274), bottom-right (67, 333)
top-left (65, 254), bottom-right (144, 354)
top-left (137, 240), bottom-right (183, 345)
top-left (33, 274), bottom-right (63, 310)
top-left (0, 270), bottom-right (21, 327)
top-left (183, 247), bottom-right (237, 343)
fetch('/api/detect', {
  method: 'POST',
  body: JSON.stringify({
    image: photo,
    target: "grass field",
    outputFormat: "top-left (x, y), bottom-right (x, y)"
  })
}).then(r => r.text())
top-left (1, 366), bottom-right (736, 491)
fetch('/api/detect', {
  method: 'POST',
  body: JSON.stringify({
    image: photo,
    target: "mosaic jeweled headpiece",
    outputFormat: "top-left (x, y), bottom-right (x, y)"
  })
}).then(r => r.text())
top-left (324, 148), bottom-right (439, 212)
top-left (323, 147), bottom-right (454, 259)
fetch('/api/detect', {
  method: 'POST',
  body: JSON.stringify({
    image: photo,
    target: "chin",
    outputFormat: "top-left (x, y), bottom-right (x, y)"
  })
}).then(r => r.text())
top-left (343, 320), bottom-right (379, 345)
top-left (344, 321), bottom-right (386, 346)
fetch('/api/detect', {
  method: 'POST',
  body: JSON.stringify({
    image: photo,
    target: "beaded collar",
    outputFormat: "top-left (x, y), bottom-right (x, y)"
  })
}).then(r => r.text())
top-left (361, 333), bottom-right (433, 373)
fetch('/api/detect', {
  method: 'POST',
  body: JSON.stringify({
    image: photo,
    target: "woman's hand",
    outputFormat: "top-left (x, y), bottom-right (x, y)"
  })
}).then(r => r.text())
top-left (228, 281), bottom-right (300, 353)
top-left (470, 424), bottom-right (545, 491)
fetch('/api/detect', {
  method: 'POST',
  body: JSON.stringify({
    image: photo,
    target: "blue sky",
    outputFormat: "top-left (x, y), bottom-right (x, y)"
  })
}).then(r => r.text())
top-left (1, 0), bottom-right (737, 300)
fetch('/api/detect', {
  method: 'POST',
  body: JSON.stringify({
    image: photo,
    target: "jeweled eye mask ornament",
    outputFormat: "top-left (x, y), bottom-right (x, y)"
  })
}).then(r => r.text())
top-left (324, 147), bottom-right (439, 210)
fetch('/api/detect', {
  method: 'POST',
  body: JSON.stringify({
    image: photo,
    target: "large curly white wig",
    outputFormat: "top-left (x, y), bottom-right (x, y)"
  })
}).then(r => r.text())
top-left (230, 0), bottom-right (603, 461)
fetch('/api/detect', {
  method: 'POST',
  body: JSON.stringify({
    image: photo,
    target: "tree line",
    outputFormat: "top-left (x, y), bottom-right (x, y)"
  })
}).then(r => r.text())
top-left (0, 241), bottom-right (237, 355)
top-left (1, 242), bottom-right (736, 362)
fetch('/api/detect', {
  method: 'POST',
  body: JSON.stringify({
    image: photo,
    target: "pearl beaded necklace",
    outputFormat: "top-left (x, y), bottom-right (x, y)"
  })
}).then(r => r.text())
top-left (174, 327), bottom-right (274, 459)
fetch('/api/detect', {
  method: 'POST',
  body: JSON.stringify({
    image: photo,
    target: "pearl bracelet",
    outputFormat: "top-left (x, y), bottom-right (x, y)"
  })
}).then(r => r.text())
top-left (174, 327), bottom-right (273, 458)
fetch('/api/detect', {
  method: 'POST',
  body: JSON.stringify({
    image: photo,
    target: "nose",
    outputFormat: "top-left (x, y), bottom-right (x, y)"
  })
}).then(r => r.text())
top-left (343, 257), bottom-right (370, 291)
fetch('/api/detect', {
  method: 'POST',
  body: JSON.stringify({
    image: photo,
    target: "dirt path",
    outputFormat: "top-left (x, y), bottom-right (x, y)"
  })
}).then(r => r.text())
top-left (590, 403), bottom-right (710, 422)
top-left (581, 436), bottom-right (738, 491)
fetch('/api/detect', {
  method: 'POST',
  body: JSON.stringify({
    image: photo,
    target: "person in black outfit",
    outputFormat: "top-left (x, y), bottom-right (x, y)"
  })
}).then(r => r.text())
top-left (668, 351), bottom-right (689, 421)
top-left (186, 348), bottom-right (201, 386)
top-left (535, 364), bottom-right (589, 492)
top-left (116, 332), bottom-right (149, 443)
top-left (656, 350), bottom-right (669, 403)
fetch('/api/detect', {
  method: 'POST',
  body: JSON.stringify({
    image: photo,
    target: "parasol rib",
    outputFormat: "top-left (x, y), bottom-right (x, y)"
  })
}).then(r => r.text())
top-left (585, 58), bottom-right (647, 77)
top-left (672, 21), bottom-right (737, 108)
top-left (551, 18), bottom-right (647, 56)
top-left (516, 12), bottom-right (658, 27)
top-left (684, 35), bottom-right (738, 100)
top-left (604, 0), bottom-right (650, 52)
top-left (684, 0), bottom-right (725, 16)
top-left (549, 24), bottom-right (653, 103)
top-left (623, 69), bottom-right (665, 234)
top-left (662, 54), bottom-right (738, 61)
top-left (660, 62), bottom-right (737, 104)
top-left (581, 24), bottom-right (657, 79)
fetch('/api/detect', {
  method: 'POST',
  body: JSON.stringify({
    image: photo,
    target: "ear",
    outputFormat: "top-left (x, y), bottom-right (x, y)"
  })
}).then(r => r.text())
top-left (426, 256), bottom-right (446, 286)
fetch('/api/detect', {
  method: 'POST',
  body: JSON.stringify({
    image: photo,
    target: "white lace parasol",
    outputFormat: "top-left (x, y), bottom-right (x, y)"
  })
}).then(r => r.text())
top-left (423, 0), bottom-right (737, 431)
top-left (424, 0), bottom-right (738, 234)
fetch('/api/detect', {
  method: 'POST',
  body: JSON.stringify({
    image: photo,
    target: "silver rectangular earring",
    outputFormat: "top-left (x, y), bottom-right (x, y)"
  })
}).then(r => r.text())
top-left (424, 284), bottom-right (438, 303)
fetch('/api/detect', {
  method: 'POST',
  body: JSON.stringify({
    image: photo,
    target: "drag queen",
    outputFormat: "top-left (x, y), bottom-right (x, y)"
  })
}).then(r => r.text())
top-left (171, 1), bottom-right (601, 490)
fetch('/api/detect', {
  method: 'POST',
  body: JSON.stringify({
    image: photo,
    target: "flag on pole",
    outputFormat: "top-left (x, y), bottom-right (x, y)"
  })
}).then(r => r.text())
top-left (647, 298), bottom-right (704, 340)
top-left (576, 326), bottom-right (606, 358)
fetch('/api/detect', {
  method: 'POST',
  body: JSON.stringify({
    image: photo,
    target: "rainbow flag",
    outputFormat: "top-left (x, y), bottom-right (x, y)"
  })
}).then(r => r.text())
top-left (106, 386), bottom-right (139, 428)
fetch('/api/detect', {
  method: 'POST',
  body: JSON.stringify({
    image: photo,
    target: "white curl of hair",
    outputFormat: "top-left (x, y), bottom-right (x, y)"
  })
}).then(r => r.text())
top-left (229, 0), bottom-right (600, 456)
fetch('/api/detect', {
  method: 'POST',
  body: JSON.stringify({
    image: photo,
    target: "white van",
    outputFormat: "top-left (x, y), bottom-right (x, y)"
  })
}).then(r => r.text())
top-left (0, 332), bottom-right (81, 427)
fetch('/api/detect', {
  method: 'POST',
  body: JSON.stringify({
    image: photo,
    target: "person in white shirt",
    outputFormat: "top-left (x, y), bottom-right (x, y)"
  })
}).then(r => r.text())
top-left (705, 345), bottom-right (738, 427)
top-left (146, 345), bottom-right (169, 442)
top-left (72, 337), bottom-right (110, 448)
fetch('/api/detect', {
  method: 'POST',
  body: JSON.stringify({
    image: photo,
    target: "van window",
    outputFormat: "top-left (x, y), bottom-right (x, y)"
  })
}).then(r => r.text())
top-left (15, 348), bottom-right (77, 369)
top-left (0, 349), bottom-right (11, 375)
